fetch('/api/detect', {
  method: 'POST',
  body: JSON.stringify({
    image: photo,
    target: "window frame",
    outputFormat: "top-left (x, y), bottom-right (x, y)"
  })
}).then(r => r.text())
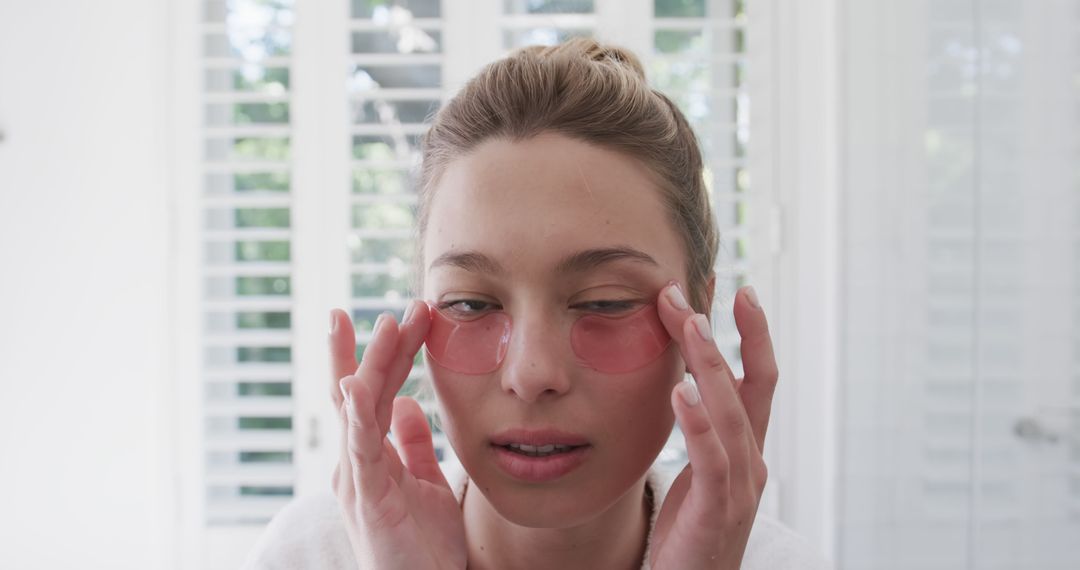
top-left (170, 0), bottom-right (841, 565)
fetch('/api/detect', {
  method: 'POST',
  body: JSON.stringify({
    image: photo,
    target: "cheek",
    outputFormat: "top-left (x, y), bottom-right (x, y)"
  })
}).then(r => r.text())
top-left (426, 362), bottom-right (490, 449)
top-left (626, 344), bottom-right (684, 401)
top-left (571, 303), bottom-right (671, 374)
top-left (596, 347), bottom-right (684, 450)
top-left (426, 347), bottom-right (683, 464)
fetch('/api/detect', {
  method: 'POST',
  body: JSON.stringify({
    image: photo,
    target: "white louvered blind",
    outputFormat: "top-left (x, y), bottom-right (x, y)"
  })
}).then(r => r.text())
top-left (202, 0), bottom-right (297, 526)
top-left (649, 0), bottom-right (754, 472)
top-left (957, 2), bottom-right (1080, 565)
top-left (839, 1), bottom-right (1080, 568)
top-left (502, 0), bottom-right (595, 47)
top-left (187, 0), bottom-right (771, 560)
top-left (346, 0), bottom-right (449, 458)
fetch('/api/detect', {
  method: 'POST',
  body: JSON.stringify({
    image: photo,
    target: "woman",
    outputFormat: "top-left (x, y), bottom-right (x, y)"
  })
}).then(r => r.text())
top-left (243, 39), bottom-right (830, 570)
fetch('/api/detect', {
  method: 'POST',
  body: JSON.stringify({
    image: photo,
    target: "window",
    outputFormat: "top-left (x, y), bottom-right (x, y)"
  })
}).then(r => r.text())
top-left (184, 0), bottom-right (777, 564)
top-left (838, 1), bottom-right (1080, 567)
top-left (201, 0), bottom-right (297, 526)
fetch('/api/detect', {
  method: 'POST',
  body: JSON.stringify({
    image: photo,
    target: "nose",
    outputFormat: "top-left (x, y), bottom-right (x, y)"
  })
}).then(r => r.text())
top-left (499, 310), bottom-right (572, 403)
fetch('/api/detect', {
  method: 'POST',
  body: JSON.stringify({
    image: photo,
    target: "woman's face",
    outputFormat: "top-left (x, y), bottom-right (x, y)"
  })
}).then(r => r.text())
top-left (422, 132), bottom-right (688, 527)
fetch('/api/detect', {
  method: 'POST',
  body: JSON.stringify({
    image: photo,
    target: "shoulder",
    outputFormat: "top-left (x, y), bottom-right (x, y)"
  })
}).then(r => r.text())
top-left (239, 491), bottom-right (355, 570)
top-left (742, 514), bottom-right (834, 570)
top-left (239, 461), bottom-right (469, 570)
top-left (646, 467), bottom-right (834, 570)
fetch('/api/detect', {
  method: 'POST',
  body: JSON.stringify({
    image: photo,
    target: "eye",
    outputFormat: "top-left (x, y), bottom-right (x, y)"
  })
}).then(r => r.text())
top-left (439, 299), bottom-right (500, 316)
top-left (574, 299), bottom-right (639, 314)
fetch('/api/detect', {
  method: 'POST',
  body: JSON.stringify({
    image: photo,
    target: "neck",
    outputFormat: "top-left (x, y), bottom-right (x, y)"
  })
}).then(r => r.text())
top-left (462, 476), bottom-right (652, 570)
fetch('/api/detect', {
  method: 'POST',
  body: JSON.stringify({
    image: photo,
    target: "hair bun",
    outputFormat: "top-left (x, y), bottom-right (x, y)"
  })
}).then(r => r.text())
top-left (513, 37), bottom-right (648, 82)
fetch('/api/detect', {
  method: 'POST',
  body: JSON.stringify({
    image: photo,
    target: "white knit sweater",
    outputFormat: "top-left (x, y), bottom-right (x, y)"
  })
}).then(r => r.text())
top-left (241, 462), bottom-right (832, 570)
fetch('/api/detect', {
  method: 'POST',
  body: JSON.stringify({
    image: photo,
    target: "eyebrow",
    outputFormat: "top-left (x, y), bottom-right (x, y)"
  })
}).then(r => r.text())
top-left (429, 246), bottom-right (659, 275)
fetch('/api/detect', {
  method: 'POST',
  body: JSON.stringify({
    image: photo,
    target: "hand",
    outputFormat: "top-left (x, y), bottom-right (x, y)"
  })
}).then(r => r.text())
top-left (328, 302), bottom-right (467, 569)
top-left (649, 284), bottom-right (777, 570)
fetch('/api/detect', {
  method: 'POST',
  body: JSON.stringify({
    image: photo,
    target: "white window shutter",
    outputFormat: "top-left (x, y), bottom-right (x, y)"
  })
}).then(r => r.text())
top-left (838, 1), bottom-right (1080, 568)
top-left (186, 0), bottom-right (773, 564)
top-left (344, 0), bottom-right (451, 463)
top-left (201, 0), bottom-right (298, 528)
top-left (644, 0), bottom-right (781, 511)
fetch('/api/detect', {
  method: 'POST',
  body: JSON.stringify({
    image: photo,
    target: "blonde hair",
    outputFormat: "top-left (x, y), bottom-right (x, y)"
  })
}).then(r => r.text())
top-left (411, 37), bottom-right (718, 313)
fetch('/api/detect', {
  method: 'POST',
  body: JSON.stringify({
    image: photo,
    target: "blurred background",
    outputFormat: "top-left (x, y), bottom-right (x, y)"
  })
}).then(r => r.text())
top-left (0, 0), bottom-right (1077, 568)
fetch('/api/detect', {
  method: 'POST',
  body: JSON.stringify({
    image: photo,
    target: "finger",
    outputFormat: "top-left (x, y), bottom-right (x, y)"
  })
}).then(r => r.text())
top-left (657, 280), bottom-right (741, 385)
top-left (332, 405), bottom-right (406, 498)
top-left (373, 300), bottom-right (432, 437)
top-left (337, 401), bottom-right (404, 496)
top-left (329, 308), bottom-right (359, 410)
top-left (672, 381), bottom-right (731, 515)
top-left (733, 286), bottom-right (778, 453)
top-left (391, 397), bottom-right (451, 489)
top-left (355, 311), bottom-right (403, 436)
top-left (681, 313), bottom-right (754, 486)
top-left (340, 376), bottom-right (397, 505)
top-left (382, 435), bottom-right (405, 483)
top-left (335, 401), bottom-right (355, 502)
top-left (657, 280), bottom-right (695, 352)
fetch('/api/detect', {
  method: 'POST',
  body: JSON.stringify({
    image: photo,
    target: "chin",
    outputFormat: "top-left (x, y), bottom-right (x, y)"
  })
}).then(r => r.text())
top-left (470, 463), bottom-right (640, 528)
top-left (456, 440), bottom-right (657, 529)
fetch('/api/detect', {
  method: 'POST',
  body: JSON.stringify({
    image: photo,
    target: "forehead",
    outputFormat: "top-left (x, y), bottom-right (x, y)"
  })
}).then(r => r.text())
top-left (423, 132), bottom-right (686, 283)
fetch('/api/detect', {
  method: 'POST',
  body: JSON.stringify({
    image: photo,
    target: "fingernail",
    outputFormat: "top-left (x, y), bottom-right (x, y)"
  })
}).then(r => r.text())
top-left (666, 282), bottom-right (689, 311)
top-left (692, 314), bottom-right (713, 342)
top-left (339, 379), bottom-right (353, 411)
top-left (329, 310), bottom-right (338, 335)
top-left (402, 301), bottom-right (416, 324)
top-left (678, 380), bottom-right (701, 406)
top-left (373, 311), bottom-right (390, 333)
top-left (745, 286), bottom-right (760, 309)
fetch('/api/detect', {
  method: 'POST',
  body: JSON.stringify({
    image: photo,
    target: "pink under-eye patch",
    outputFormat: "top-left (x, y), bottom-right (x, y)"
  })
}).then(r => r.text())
top-left (570, 303), bottom-right (672, 373)
top-left (423, 302), bottom-right (671, 375)
top-left (424, 307), bottom-right (513, 374)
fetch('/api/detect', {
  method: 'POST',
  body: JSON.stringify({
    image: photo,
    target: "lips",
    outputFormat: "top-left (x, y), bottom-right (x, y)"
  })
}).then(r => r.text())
top-left (489, 428), bottom-right (592, 483)
top-left (502, 442), bottom-right (578, 456)
top-left (490, 428), bottom-right (590, 448)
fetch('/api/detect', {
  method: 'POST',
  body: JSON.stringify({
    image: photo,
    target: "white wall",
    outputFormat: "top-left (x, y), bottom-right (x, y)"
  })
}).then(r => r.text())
top-left (0, 1), bottom-right (173, 568)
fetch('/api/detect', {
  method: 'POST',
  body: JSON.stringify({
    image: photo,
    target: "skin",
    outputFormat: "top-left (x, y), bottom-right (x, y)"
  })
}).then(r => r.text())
top-left (328, 132), bottom-right (778, 570)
